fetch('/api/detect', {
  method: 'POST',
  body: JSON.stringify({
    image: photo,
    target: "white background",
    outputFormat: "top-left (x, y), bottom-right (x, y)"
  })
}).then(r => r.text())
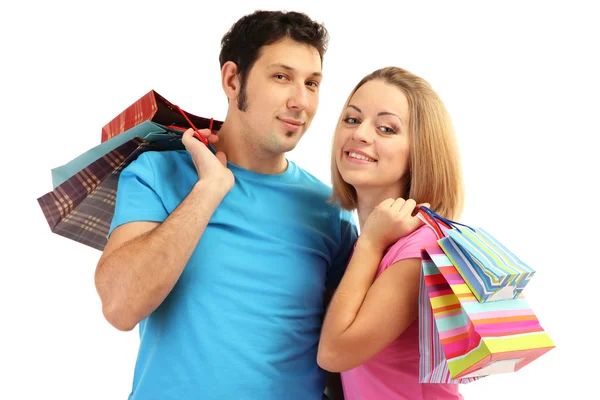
top-left (1, 0), bottom-right (598, 399)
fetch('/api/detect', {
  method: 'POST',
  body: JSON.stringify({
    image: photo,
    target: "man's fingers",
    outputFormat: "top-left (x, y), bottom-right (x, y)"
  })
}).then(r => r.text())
top-left (182, 128), bottom-right (215, 146)
top-left (215, 151), bottom-right (228, 167)
top-left (182, 129), bottom-right (215, 166)
top-left (182, 128), bottom-right (205, 149)
top-left (181, 128), bottom-right (195, 144)
top-left (196, 128), bottom-right (213, 138)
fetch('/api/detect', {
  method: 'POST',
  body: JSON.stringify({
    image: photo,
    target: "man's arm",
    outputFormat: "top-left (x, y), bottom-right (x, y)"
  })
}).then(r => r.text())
top-left (94, 128), bottom-right (232, 331)
top-left (95, 179), bottom-right (229, 331)
top-left (323, 288), bottom-right (345, 400)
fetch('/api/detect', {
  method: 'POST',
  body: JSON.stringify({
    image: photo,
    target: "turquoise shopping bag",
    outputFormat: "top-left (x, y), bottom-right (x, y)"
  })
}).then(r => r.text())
top-left (416, 206), bottom-right (535, 302)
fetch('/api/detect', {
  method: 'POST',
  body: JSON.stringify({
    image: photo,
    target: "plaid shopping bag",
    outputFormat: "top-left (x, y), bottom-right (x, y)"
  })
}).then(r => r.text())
top-left (38, 90), bottom-right (222, 250)
top-left (38, 137), bottom-right (159, 250)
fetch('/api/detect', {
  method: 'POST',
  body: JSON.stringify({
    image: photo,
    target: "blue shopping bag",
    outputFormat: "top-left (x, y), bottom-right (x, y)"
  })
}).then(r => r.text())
top-left (416, 206), bottom-right (535, 302)
top-left (50, 121), bottom-right (182, 188)
top-left (51, 89), bottom-right (221, 188)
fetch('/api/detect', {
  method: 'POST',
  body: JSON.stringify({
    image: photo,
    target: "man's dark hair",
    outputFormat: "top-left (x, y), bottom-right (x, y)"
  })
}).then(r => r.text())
top-left (219, 10), bottom-right (329, 111)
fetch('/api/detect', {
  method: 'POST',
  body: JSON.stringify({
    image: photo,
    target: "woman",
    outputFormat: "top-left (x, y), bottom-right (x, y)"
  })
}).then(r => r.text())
top-left (318, 67), bottom-right (464, 399)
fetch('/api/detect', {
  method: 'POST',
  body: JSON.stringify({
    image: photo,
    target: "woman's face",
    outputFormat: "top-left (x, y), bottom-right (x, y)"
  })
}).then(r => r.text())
top-left (334, 79), bottom-right (411, 196)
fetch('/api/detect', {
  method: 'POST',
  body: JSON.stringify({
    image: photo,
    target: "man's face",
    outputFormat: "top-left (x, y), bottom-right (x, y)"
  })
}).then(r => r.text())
top-left (235, 37), bottom-right (322, 155)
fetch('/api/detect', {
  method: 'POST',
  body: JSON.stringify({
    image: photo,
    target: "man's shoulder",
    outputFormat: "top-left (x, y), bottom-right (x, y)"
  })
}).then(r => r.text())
top-left (135, 149), bottom-right (191, 167)
top-left (120, 149), bottom-right (195, 196)
top-left (289, 163), bottom-right (356, 233)
top-left (128, 150), bottom-right (192, 176)
top-left (291, 161), bottom-right (333, 196)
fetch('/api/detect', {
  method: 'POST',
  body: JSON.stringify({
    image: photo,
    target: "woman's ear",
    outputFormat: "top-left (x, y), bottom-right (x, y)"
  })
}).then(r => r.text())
top-left (221, 61), bottom-right (241, 100)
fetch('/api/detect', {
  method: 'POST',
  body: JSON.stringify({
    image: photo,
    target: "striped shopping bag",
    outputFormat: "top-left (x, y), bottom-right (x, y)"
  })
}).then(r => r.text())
top-left (418, 255), bottom-right (480, 384)
top-left (418, 245), bottom-right (554, 381)
top-left (417, 206), bottom-right (535, 302)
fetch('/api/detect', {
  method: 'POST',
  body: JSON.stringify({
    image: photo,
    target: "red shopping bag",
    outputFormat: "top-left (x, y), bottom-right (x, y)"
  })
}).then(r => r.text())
top-left (101, 90), bottom-right (222, 145)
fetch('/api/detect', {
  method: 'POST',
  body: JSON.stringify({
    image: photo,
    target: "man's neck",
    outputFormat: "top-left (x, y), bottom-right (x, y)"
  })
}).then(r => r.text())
top-left (212, 120), bottom-right (288, 175)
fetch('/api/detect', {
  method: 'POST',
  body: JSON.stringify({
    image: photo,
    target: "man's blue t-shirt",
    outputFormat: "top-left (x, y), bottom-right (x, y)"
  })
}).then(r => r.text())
top-left (109, 149), bottom-right (358, 399)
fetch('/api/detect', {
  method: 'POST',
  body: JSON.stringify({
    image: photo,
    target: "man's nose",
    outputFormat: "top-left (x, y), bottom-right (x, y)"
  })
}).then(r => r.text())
top-left (287, 85), bottom-right (309, 111)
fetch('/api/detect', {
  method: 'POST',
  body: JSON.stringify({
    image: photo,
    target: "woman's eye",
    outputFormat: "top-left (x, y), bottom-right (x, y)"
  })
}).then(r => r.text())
top-left (379, 126), bottom-right (396, 134)
top-left (344, 117), bottom-right (359, 124)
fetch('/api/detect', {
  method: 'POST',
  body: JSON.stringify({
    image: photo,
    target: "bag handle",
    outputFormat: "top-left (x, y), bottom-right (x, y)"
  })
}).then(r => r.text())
top-left (173, 105), bottom-right (213, 147)
top-left (416, 207), bottom-right (447, 239)
top-left (416, 206), bottom-right (476, 239)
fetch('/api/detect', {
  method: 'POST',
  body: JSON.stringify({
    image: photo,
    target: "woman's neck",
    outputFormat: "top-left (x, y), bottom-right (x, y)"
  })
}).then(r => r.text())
top-left (356, 185), bottom-right (405, 231)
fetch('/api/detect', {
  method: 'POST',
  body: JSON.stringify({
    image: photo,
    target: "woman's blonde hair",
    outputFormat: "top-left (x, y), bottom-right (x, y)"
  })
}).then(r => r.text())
top-left (330, 66), bottom-right (464, 220)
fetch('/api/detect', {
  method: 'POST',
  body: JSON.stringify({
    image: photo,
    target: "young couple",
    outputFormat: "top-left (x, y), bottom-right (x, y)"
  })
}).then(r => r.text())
top-left (94, 9), bottom-right (463, 400)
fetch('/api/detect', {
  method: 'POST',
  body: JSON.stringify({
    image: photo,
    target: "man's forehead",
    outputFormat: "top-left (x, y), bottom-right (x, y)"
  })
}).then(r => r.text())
top-left (255, 39), bottom-right (322, 75)
top-left (265, 62), bottom-right (322, 77)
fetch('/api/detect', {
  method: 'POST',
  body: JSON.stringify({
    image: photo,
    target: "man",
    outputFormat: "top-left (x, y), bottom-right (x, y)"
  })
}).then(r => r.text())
top-left (94, 10), bottom-right (357, 400)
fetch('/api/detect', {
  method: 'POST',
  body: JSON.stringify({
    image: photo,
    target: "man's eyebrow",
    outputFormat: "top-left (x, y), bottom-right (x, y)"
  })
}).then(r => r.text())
top-left (267, 63), bottom-right (322, 77)
top-left (347, 105), bottom-right (404, 125)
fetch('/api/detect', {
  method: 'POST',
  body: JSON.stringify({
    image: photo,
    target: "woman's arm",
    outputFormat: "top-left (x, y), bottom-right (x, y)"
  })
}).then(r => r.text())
top-left (317, 236), bottom-right (421, 372)
top-left (317, 198), bottom-right (428, 372)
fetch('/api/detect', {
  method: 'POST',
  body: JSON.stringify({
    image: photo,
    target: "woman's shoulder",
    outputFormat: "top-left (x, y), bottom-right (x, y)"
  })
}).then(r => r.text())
top-left (392, 225), bottom-right (438, 251)
top-left (380, 225), bottom-right (439, 269)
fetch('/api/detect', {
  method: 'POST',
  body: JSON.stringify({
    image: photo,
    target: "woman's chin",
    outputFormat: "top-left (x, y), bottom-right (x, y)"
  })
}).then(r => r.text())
top-left (341, 176), bottom-right (370, 191)
top-left (339, 171), bottom-right (362, 187)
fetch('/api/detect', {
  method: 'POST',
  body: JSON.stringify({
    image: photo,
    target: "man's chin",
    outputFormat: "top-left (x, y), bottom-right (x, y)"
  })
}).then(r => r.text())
top-left (277, 142), bottom-right (300, 154)
top-left (277, 133), bottom-right (303, 152)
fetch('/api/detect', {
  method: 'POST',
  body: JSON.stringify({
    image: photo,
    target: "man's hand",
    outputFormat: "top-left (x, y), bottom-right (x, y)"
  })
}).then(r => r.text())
top-left (182, 128), bottom-right (234, 192)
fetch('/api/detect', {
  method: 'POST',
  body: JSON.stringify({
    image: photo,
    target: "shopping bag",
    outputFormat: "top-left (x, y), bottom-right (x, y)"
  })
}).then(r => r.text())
top-left (39, 125), bottom-right (220, 251)
top-left (417, 206), bottom-right (535, 302)
top-left (101, 89), bottom-right (221, 143)
top-left (38, 90), bottom-right (222, 250)
top-left (418, 258), bottom-right (480, 384)
top-left (420, 245), bottom-right (554, 380)
top-left (38, 136), bottom-right (160, 250)
top-left (52, 90), bottom-right (222, 188)
top-left (51, 122), bottom-right (185, 188)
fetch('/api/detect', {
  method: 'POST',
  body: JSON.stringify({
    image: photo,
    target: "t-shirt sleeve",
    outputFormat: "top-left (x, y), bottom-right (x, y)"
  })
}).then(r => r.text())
top-left (382, 226), bottom-right (440, 270)
top-left (108, 152), bottom-right (169, 237)
top-left (326, 209), bottom-right (359, 289)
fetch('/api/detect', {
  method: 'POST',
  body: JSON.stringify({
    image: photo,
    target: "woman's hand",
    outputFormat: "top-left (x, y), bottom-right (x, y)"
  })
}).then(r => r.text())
top-left (360, 198), bottom-right (429, 253)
